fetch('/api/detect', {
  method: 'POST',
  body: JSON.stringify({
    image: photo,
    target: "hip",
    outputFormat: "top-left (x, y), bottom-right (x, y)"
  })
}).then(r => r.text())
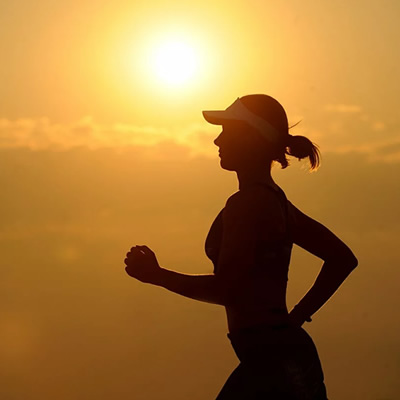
top-left (226, 324), bottom-right (327, 399)
top-left (227, 323), bottom-right (323, 366)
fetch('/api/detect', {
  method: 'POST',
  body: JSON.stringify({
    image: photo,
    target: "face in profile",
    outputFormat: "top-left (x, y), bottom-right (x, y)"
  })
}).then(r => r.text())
top-left (213, 120), bottom-right (269, 171)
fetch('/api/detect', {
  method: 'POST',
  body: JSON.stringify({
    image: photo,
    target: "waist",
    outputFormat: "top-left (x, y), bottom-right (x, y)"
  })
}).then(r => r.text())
top-left (226, 306), bottom-right (289, 335)
top-left (226, 324), bottom-right (318, 366)
top-left (228, 321), bottom-right (290, 337)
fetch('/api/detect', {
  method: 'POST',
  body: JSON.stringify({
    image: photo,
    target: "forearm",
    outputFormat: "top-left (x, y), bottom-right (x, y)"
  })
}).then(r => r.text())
top-left (153, 267), bottom-right (227, 306)
top-left (290, 257), bottom-right (358, 322)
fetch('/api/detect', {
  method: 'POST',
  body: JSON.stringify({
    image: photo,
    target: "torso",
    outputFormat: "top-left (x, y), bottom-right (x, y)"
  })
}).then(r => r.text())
top-left (205, 182), bottom-right (293, 334)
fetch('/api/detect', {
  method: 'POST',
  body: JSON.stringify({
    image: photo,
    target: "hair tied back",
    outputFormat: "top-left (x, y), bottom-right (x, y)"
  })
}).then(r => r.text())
top-left (285, 134), bottom-right (321, 171)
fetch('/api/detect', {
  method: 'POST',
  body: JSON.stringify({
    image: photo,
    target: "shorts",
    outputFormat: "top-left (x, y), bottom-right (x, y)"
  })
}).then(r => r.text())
top-left (215, 324), bottom-right (328, 400)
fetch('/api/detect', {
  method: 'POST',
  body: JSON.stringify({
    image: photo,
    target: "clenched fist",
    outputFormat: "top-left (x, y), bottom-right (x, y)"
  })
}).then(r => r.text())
top-left (124, 245), bottom-right (163, 284)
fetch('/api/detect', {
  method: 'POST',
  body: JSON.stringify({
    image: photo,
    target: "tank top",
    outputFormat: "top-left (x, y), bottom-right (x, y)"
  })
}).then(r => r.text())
top-left (205, 183), bottom-right (293, 280)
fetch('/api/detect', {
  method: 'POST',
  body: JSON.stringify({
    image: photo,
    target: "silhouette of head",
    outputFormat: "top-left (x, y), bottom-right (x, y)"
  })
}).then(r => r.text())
top-left (202, 94), bottom-right (320, 171)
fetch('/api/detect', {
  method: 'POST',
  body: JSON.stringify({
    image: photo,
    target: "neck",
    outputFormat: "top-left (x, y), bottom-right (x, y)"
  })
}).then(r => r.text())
top-left (237, 165), bottom-right (276, 191)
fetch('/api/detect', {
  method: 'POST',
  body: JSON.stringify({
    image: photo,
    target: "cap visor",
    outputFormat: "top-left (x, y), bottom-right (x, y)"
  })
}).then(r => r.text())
top-left (202, 110), bottom-right (231, 125)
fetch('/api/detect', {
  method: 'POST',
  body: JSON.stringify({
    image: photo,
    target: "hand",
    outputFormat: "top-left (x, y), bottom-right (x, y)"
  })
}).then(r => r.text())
top-left (124, 245), bottom-right (162, 284)
top-left (288, 307), bottom-right (312, 328)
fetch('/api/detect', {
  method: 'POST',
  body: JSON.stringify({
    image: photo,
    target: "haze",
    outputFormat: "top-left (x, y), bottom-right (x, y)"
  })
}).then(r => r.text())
top-left (1, 1), bottom-right (399, 399)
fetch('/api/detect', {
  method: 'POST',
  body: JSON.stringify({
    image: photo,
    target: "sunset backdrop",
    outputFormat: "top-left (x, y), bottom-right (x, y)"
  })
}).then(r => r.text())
top-left (1, 1), bottom-right (400, 399)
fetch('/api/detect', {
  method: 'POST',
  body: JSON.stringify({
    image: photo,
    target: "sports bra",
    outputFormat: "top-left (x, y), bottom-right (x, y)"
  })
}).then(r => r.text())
top-left (205, 183), bottom-right (293, 280)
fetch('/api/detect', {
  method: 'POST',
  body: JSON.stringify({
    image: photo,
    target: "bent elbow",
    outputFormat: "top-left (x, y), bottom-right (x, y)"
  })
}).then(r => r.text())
top-left (327, 249), bottom-right (358, 271)
top-left (342, 251), bottom-right (358, 271)
top-left (349, 254), bottom-right (358, 270)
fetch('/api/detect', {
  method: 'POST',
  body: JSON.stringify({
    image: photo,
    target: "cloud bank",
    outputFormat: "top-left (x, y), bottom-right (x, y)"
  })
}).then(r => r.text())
top-left (1, 113), bottom-right (399, 162)
top-left (0, 116), bottom-right (217, 157)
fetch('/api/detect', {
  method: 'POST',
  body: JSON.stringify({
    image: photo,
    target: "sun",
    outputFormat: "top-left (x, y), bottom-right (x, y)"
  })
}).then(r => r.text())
top-left (150, 40), bottom-right (199, 87)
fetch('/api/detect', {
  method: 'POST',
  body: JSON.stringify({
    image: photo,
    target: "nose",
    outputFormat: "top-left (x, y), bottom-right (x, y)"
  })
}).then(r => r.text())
top-left (214, 132), bottom-right (222, 147)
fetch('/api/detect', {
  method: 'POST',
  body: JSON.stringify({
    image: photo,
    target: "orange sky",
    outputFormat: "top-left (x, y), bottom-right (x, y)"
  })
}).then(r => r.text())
top-left (1, 1), bottom-right (400, 399)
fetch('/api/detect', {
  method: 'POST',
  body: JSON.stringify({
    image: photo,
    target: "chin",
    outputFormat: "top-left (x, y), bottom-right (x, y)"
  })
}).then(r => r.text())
top-left (219, 158), bottom-right (237, 171)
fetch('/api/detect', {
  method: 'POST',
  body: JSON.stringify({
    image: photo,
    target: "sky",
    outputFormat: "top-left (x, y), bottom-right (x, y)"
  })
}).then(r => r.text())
top-left (1, 1), bottom-right (400, 399)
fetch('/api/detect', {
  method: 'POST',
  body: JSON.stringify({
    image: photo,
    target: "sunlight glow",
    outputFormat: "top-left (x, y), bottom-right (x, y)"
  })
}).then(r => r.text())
top-left (150, 40), bottom-right (199, 86)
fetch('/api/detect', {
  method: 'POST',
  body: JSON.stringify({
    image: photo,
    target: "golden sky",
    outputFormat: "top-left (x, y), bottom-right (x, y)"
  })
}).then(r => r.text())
top-left (1, 1), bottom-right (400, 399)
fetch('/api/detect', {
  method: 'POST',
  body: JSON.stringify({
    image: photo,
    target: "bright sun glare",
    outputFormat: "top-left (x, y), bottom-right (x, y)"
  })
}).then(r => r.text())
top-left (150, 40), bottom-right (199, 87)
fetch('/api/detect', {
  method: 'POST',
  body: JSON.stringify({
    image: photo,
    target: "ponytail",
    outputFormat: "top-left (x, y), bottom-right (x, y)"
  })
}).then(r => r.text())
top-left (273, 133), bottom-right (321, 171)
top-left (286, 134), bottom-right (321, 171)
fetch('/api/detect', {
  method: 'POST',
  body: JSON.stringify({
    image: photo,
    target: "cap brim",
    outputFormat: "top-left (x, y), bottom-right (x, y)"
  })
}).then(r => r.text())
top-left (202, 97), bottom-right (281, 142)
top-left (202, 110), bottom-right (232, 125)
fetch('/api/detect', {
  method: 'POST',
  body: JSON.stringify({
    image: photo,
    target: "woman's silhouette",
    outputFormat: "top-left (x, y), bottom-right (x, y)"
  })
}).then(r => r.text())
top-left (124, 94), bottom-right (358, 399)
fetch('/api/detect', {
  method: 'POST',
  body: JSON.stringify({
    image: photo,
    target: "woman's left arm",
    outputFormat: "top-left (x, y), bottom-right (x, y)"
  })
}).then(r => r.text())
top-left (124, 245), bottom-right (227, 306)
top-left (155, 268), bottom-right (227, 305)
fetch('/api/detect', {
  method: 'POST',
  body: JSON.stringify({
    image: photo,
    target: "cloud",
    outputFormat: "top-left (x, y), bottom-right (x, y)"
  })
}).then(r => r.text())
top-left (1, 114), bottom-right (399, 163)
top-left (321, 137), bottom-right (400, 163)
top-left (0, 116), bottom-right (218, 157)
top-left (296, 104), bottom-right (400, 163)
top-left (324, 104), bottom-right (363, 113)
top-left (364, 139), bottom-right (400, 162)
top-left (371, 121), bottom-right (386, 131)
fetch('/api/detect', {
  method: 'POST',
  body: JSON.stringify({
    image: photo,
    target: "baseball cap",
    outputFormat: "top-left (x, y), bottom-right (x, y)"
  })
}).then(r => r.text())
top-left (202, 96), bottom-right (282, 143)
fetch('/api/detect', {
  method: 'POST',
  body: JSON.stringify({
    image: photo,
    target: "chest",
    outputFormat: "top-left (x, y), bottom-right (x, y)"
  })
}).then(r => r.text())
top-left (204, 207), bottom-right (291, 275)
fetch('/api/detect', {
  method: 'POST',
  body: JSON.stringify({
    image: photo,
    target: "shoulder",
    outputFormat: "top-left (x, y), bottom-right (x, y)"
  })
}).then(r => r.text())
top-left (287, 200), bottom-right (314, 228)
top-left (227, 185), bottom-right (281, 205)
top-left (286, 199), bottom-right (333, 240)
top-left (224, 186), bottom-right (283, 222)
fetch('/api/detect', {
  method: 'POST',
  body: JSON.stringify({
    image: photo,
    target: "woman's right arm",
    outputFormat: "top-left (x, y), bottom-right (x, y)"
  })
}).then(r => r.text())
top-left (288, 202), bottom-right (358, 326)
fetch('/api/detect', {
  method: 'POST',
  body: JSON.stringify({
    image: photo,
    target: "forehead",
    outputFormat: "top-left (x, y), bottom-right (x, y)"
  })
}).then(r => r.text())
top-left (221, 120), bottom-right (249, 130)
top-left (221, 120), bottom-right (260, 139)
